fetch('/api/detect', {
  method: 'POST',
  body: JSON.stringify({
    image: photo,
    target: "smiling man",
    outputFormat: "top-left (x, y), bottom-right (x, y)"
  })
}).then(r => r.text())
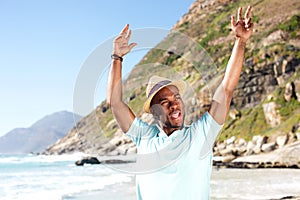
top-left (107, 6), bottom-right (254, 200)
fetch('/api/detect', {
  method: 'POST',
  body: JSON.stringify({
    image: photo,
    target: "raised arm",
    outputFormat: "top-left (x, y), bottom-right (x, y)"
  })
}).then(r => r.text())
top-left (107, 24), bottom-right (137, 132)
top-left (209, 6), bottom-right (254, 124)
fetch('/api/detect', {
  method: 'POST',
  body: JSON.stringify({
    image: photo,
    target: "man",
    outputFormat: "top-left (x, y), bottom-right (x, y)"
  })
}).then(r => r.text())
top-left (107, 6), bottom-right (253, 200)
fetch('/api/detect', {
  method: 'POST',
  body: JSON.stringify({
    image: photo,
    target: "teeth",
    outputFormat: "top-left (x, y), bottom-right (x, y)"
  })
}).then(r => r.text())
top-left (171, 111), bottom-right (180, 118)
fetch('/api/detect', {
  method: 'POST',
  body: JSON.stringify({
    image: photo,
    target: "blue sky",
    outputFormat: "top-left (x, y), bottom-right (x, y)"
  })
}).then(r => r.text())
top-left (0, 0), bottom-right (195, 136)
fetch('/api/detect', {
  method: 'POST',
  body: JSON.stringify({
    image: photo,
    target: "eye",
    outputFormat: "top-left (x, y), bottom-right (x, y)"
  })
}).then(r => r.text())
top-left (160, 100), bottom-right (169, 106)
top-left (175, 95), bottom-right (181, 100)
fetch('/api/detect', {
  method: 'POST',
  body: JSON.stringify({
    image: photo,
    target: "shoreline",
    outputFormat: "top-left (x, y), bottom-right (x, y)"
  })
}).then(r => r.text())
top-left (76, 149), bottom-right (300, 170)
top-left (213, 160), bottom-right (300, 169)
top-left (62, 173), bottom-right (136, 200)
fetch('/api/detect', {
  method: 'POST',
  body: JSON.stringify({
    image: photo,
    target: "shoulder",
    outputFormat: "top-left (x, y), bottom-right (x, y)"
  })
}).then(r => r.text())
top-left (190, 111), bottom-right (223, 132)
top-left (126, 117), bottom-right (158, 136)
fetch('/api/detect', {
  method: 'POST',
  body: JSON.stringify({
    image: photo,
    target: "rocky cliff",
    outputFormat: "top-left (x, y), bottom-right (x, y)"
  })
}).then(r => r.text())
top-left (43, 0), bottom-right (300, 157)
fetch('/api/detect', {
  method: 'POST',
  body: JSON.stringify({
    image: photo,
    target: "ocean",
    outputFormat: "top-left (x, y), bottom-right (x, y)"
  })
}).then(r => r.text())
top-left (0, 154), bottom-right (299, 200)
top-left (0, 154), bottom-right (134, 200)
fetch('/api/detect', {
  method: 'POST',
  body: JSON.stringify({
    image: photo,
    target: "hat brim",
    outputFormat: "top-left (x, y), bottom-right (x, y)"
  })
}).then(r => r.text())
top-left (143, 80), bottom-right (186, 113)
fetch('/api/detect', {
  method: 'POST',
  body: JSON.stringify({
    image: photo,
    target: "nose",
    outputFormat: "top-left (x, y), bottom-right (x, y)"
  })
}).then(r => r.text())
top-left (169, 99), bottom-right (179, 110)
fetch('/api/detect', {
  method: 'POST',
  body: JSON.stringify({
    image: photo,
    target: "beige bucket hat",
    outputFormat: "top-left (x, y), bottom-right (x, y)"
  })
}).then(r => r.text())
top-left (143, 75), bottom-right (186, 113)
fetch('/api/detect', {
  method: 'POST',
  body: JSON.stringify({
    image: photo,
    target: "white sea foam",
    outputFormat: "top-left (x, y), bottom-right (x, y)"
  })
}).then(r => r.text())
top-left (0, 154), bottom-right (133, 200)
top-left (0, 152), bottom-right (89, 164)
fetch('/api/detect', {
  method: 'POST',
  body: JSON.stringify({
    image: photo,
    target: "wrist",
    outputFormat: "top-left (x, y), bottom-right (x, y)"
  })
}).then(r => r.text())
top-left (111, 54), bottom-right (123, 62)
top-left (236, 37), bottom-right (247, 47)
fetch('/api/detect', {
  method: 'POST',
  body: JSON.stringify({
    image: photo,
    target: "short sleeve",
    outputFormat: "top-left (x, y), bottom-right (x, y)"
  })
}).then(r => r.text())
top-left (125, 117), bottom-right (156, 147)
top-left (191, 112), bottom-right (223, 158)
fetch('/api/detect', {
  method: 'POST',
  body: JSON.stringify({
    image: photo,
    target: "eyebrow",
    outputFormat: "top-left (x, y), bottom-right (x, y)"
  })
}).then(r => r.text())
top-left (158, 93), bottom-right (181, 102)
top-left (159, 97), bottom-right (168, 102)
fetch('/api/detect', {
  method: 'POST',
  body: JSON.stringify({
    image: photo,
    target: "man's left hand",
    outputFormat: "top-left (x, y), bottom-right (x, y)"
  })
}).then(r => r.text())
top-left (231, 5), bottom-right (254, 43)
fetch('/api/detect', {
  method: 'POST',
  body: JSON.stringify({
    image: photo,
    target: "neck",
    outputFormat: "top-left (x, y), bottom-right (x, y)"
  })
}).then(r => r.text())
top-left (163, 127), bottom-right (179, 136)
top-left (156, 120), bottom-right (182, 136)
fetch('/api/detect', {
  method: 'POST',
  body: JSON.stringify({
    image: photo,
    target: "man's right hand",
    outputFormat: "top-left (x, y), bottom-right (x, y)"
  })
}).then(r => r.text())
top-left (107, 24), bottom-right (137, 133)
top-left (113, 24), bottom-right (137, 57)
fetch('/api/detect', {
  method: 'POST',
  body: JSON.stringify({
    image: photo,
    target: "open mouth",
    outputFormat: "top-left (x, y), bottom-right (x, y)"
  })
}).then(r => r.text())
top-left (170, 110), bottom-right (181, 120)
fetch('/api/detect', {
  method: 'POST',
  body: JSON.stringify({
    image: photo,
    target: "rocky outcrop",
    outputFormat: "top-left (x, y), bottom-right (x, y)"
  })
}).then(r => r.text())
top-left (230, 141), bottom-right (300, 169)
top-left (75, 157), bottom-right (100, 166)
top-left (262, 102), bottom-right (281, 127)
top-left (233, 57), bottom-right (300, 108)
top-left (74, 156), bottom-right (135, 166)
top-left (95, 129), bottom-right (137, 156)
top-left (262, 30), bottom-right (289, 46)
top-left (42, 111), bottom-right (106, 155)
top-left (43, 112), bottom-right (153, 156)
top-left (213, 132), bottom-right (300, 168)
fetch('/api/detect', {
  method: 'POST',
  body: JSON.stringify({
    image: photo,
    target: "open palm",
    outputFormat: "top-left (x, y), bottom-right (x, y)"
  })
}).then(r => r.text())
top-left (231, 6), bottom-right (254, 42)
top-left (113, 24), bottom-right (137, 57)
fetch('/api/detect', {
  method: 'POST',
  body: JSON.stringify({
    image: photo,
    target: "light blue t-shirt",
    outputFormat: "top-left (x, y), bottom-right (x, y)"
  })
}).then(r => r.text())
top-left (126, 111), bottom-right (223, 200)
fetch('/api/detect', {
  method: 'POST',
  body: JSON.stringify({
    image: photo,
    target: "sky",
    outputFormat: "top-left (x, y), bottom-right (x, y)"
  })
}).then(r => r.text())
top-left (0, 0), bottom-right (195, 136)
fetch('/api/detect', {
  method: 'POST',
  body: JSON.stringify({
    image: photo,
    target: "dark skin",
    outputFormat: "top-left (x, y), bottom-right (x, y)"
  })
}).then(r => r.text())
top-left (150, 85), bottom-right (185, 135)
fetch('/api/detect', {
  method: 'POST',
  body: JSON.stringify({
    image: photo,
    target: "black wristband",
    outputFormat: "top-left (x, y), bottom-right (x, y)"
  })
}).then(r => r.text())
top-left (111, 54), bottom-right (123, 62)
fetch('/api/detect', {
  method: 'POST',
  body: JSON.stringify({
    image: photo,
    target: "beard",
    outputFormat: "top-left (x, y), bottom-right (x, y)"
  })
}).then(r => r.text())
top-left (160, 113), bottom-right (185, 130)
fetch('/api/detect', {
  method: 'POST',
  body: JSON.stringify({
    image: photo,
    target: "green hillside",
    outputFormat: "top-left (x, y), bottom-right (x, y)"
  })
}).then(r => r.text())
top-left (43, 0), bottom-right (300, 155)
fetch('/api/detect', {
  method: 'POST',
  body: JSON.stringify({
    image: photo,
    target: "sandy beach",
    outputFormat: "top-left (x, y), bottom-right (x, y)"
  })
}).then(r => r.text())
top-left (64, 167), bottom-right (300, 200)
top-left (62, 175), bottom-right (136, 200)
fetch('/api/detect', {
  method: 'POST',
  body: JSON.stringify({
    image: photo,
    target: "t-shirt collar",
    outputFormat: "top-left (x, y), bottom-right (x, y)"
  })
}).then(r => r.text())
top-left (155, 124), bottom-right (184, 140)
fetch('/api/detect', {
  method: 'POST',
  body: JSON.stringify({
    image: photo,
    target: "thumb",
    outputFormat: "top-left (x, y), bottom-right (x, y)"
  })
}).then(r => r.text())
top-left (128, 42), bottom-right (137, 50)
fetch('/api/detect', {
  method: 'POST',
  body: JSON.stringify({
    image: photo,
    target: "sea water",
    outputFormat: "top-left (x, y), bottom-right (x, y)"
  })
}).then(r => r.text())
top-left (0, 154), bottom-right (133, 200)
top-left (1, 154), bottom-right (299, 200)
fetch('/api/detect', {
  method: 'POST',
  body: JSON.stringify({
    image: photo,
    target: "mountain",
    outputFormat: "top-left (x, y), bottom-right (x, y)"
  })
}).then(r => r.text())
top-left (0, 111), bottom-right (82, 154)
top-left (43, 0), bottom-right (300, 155)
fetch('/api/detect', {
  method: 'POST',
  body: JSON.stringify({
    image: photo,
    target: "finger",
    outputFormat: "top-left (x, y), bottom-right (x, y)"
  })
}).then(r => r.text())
top-left (126, 29), bottom-right (132, 39)
top-left (237, 7), bottom-right (243, 22)
top-left (247, 17), bottom-right (252, 24)
top-left (128, 42), bottom-right (137, 50)
top-left (246, 22), bottom-right (254, 30)
top-left (245, 17), bottom-right (252, 28)
top-left (120, 24), bottom-right (129, 35)
top-left (245, 5), bottom-right (252, 20)
top-left (231, 15), bottom-right (237, 27)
